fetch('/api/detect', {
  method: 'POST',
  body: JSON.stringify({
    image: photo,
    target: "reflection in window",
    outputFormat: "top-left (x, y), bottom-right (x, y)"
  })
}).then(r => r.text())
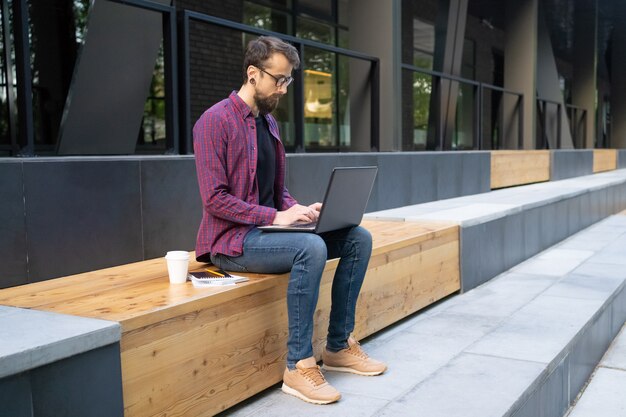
top-left (412, 73), bottom-right (432, 149)
top-left (413, 18), bottom-right (434, 69)
top-left (243, 1), bottom-right (292, 34)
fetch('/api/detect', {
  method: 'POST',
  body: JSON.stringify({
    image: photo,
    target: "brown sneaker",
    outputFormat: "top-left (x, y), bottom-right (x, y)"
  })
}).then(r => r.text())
top-left (322, 337), bottom-right (387, 376)
top-left (282, 357), bottom-right (341, 404)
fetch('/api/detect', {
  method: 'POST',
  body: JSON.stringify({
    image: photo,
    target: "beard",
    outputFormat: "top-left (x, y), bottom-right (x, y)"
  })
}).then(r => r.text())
top-left (254, 90), bottom-right (281, 115)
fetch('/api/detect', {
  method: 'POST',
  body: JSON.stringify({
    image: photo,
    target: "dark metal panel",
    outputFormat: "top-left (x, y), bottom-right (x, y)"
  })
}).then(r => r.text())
top-left (141, 158), bottom-right (201, 259)
top-left (435, 152), bottom-right (462, 199)
top-left (503, 212), bottom-right (525, 271)
top-left (523, 206), bottom-right (542, 260)
top-left (0, 162), bottom-right (27, 289)
top-left (539, 203), bottom-right (558, 250)
top-left (57, 0), bottom-right (171, 155)
top-left (554, 199), bottom-right (570, 243)
top-left (550, 150), bottom-right (593, 180)
top-left (567, 196), bottom-right (582, 236)
top-left (459, 151), bottom-right (491, 196)
top-left (409, 153), bottom-right (438, 204)
top-left (618, 150), bottom-right (626, 168)
top-left (31, 343), bottom-right (124, 417)
top-left (23, 160), bottom-right (143, 282)
top-left (375, 153), bottom-right (414, 210)
top-left (611, 286), bottom-right (626, 336)
top-left (0, 372), bottom-right (33, 417)
top-left (481, 218), bottom-right (506, 284)
top-left (537, 358), bottom-right (569, 417)
top-left (459, 223), bottom-right (483, 292)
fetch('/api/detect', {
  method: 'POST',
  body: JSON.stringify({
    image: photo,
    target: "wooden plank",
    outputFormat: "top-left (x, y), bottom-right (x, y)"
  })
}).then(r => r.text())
top-left (490, 150), bottom-right (550, 189)
top-left (0, 220), bottom-right (460, 417)
top-left (593, 149), bottom-right (617, 173)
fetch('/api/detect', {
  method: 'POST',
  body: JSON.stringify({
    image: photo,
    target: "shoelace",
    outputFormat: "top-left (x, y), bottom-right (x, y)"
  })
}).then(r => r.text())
top-left (301, 365), bottom-right (326, 386)
top-left (346, 340), bottom-right (369, 360)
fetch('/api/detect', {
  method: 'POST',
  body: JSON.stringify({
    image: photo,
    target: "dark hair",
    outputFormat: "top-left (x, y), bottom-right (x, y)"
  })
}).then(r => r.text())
top-left (242, 36), bottom-right (300, 83)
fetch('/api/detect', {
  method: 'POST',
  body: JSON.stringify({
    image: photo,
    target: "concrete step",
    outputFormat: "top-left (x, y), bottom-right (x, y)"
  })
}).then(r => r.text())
top-left (219, 214), bottom-right (626, 417)
top-left (564, 323), bottom-right (626, 417)
top-left (366, 169), bottom-right (626, 292)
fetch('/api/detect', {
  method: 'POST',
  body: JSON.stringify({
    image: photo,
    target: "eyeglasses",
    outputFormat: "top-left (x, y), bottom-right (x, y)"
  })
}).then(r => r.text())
top-left (257, 67), bottom-right (293, 88)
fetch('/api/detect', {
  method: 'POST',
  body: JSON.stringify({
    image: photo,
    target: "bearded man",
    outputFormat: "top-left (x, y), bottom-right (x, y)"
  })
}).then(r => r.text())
top-left (193, 36), bottom-right (386, 405)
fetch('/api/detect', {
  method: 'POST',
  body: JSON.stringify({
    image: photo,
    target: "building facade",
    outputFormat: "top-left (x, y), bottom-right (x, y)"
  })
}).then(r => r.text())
top-left (0, 0), bottom-right (623, 157)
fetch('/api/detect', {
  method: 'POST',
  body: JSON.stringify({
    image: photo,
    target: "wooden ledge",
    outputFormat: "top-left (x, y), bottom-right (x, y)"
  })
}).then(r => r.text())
top-left (491, 150), bottom-right (551, 189)
top-left (593, 149), bottom-right (617, 173)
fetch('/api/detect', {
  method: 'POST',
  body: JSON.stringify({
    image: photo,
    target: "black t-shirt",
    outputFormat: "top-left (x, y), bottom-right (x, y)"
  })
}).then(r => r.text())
top-left (255, 116), bottom-right (276, 208)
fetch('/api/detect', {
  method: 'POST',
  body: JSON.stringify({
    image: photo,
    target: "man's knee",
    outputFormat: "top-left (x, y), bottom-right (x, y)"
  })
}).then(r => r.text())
top-left (297, 233), bottom-right (328, 264)
top-left (352, 226), bottom-right (373, 253)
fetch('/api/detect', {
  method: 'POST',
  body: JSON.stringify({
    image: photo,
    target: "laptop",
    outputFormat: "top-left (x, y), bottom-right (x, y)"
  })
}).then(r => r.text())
top-left (258, 166), bottom-right (378, 233)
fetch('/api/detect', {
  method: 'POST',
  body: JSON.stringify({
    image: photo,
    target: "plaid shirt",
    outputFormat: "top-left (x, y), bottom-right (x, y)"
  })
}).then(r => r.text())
top-left (193, 91), bottom-right (297, 259)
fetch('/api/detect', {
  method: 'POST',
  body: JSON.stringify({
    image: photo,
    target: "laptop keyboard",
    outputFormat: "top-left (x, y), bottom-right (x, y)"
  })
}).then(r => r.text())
top-left (289, 221), bottom-right (317, 228)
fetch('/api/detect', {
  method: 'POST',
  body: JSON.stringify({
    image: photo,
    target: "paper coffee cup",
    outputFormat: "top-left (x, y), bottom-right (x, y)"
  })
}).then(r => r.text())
top-left (165, 251), bottom-right (190, 284)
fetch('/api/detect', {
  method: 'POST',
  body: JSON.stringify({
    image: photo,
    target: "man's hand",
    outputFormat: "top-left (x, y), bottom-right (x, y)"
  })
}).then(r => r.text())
top-left (273, 204), bottom-right (320, 225)
top-left (309, 202), bottom-right (322, 213)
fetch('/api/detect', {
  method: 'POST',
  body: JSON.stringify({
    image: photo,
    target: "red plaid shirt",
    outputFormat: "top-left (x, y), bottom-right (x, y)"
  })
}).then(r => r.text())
top-left (193, 91), bottom-right (297, 259)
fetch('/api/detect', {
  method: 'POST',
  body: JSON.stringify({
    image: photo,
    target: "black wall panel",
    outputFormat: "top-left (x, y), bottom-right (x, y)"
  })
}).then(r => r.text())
top-left (0, 373), bottom-right (33, 417)
top-left (31, 344), bottom-right (124, 417)
top-left (141, 158), bottom-right (202, 259)
top-left (0, 344), bottom-right (124, 417)
top-left (23, 160), bottom-right (143, 282)
top-left (551, 150), bottom-right (593, 180)
top-left (0, 163), bottom-right (27, 288)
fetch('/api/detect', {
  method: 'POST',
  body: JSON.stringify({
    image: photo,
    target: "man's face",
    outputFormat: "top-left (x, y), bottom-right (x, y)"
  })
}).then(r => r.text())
top-left (252, 53), bottom-right (293, 115)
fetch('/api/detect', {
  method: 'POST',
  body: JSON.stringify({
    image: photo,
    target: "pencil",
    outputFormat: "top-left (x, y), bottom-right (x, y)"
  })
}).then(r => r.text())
top-left (206, 268), bottom-right (225, 277)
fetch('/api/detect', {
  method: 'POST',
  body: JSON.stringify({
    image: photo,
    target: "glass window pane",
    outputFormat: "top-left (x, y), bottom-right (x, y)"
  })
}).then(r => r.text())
top-left (411, 72), bottom-right (432, 149)
top-left (453, 83), bottom-right (475, 150)
top-left (244, 1), bottom-right (292, 34)
top-left (338, 54), bottom-right (350, 149)
top-left (413, 18), bottom-right (434, 54)
top-left (137, 43), bottom-right (167, 153)
top-left (296, 17), bottom-right (334, 45)
top-left (414, 50), bottom-right (433, 70)
top-left (412, 18), bottom-right (434, 70)
top-left (298, 0), bottom-right (333, 20)
top-left (303, 47), bottom-right (336, 150)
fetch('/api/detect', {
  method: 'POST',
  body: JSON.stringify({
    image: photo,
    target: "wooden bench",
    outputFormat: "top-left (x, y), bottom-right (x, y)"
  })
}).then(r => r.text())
top-left (490, 150), bottom-right (551, 189)
top-left (0, 219), bottom-right (460, 417)
top-left (593, 149), bottom-right (618, 173)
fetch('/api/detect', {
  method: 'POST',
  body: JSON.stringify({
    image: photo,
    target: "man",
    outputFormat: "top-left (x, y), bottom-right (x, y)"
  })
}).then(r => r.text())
top-left (193, 36), bottom-right (386, 405)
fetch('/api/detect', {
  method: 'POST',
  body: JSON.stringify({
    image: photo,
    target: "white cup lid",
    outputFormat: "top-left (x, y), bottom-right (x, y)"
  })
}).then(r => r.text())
top-left (165, 251), bottom-right (190, 260)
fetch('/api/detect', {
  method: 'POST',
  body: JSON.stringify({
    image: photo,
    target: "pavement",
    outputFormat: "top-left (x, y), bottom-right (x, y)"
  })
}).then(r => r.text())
top-left (218, 214), bottom-right (626, 417)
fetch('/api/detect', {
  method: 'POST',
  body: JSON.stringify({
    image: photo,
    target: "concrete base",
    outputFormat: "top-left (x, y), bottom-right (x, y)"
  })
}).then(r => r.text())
top-left (367, 169), bottom-right (626, 291)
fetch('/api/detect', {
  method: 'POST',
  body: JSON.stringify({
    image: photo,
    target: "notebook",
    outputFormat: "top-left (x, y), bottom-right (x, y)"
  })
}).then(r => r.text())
top-left (188, 269), bottom-right (249, 287)
top-left (258, 166), bottom-right (377, 234)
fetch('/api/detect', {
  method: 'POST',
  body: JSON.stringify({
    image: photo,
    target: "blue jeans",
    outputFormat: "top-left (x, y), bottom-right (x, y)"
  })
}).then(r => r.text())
top-left (210, 226), bottom-right (372, 369)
